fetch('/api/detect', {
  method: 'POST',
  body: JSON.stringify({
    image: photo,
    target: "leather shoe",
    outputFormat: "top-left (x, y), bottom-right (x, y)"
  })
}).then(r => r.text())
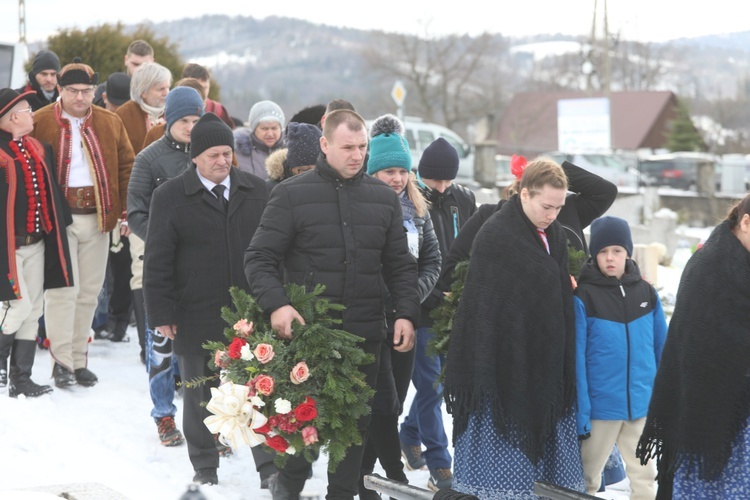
top-left (53, 363), bottom-right (77, 387)
top-left (193, 468), bottom-right (218, 485)
top-left (74, 367), bottom-right (98, 387)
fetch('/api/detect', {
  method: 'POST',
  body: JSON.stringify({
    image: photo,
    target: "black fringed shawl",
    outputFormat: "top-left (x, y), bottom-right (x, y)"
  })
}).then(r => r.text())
top-left (636, 220), bottom-right (750, 499)
top-left (443, 195), bottom-right (577, 464)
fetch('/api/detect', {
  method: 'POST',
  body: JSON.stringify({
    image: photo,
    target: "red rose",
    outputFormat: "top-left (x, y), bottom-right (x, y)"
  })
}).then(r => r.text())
top-left (228, 337), bottom-right (247, 359)
top-left (266, 435), bottom-right (289, 453)
top-left (254, 422), bottom-right (271, 434)
top-left (294, 397), bottom-right (318, 422)
top-left (252, 374), bottom-right (275, 396)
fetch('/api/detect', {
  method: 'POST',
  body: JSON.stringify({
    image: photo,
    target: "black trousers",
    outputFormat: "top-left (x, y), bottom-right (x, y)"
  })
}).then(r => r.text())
top-left (275, 339), bottom-right (381, 500)
top-left (176, 354), bottom-right (220, 471)
top-left (107, 234), bottom-right (132, 325)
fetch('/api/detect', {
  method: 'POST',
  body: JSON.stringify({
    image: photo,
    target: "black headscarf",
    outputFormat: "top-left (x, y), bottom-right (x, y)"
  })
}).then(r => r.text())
top-left (443, 195), bottom-right (576, 464)
top-left (636, 219), bottom-right (750, 498)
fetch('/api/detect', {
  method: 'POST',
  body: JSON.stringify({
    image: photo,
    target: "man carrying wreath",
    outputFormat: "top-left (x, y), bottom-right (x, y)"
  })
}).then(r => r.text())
top-left (245, 108), bottom-right (421, 499)
top-left (143, 113), bottom-right (269, 486)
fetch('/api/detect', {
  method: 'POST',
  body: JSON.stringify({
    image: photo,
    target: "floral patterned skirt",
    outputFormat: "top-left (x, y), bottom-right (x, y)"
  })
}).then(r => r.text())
top-left (453, 404), bottom-right (585, 499)
top-left (672, 417), bottom-right (750, 499)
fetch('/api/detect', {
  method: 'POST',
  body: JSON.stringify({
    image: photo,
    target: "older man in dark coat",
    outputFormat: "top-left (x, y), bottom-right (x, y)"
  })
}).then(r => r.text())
top-left (143, 113), bottom-right (268, 486)
top-left (244, 109), bottom-right (420, 500)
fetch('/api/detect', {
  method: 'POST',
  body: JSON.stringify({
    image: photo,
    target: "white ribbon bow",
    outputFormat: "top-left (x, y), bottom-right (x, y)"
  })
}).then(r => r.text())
top-left (204, 382), bottom-right (268, 449)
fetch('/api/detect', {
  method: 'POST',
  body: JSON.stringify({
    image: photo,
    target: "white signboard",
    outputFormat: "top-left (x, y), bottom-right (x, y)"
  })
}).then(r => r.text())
top-left (557, 98), bottom-right (611, 150)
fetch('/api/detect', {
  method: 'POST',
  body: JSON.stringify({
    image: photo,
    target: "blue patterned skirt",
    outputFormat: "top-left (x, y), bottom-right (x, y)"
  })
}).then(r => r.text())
top-left (672, 417), bottom-right (750, 498)
top-left (453, 405), bottom-right (585, 499)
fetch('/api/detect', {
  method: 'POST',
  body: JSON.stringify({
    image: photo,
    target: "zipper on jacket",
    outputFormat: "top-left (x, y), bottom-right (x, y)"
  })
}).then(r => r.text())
top-left (620, 279), bottom-right (632, 420)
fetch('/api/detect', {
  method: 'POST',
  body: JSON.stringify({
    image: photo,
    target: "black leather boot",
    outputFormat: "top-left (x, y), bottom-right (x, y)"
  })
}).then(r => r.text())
top-left (0, 332), bottom-right (14, 387)
top-left (9, 339), bottom-right (53, 397)
top-left (53, 362), bottom-right (77, 387)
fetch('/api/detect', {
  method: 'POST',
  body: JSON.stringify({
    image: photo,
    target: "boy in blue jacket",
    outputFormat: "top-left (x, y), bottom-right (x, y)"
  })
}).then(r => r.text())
top-left (575, 216), bottom-right (667, 500)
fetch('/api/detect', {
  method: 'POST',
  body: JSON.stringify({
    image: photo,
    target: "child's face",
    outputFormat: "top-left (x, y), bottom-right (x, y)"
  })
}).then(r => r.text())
top-left (596, 245), bottom-right (628, 280)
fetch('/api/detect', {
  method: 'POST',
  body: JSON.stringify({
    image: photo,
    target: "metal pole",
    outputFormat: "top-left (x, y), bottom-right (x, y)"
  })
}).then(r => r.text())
top-left (363, 474), bottom-right (434, 500)
top-left (533, 481), bottom-right (601, 500)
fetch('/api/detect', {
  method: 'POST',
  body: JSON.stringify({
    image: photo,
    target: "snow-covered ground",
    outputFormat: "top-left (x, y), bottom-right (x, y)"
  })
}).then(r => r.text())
top-left (0, 226), bottom-right (714, 500)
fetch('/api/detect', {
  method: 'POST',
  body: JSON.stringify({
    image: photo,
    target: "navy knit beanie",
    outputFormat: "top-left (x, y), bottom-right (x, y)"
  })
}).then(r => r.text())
top-left (165, 87), bottom-right (204, 132)
top-left (418, 138), bottom-right (459, 180)
top-left (286, 122), bottom-right (322, 169)
top-left (191, 113), bottom-right (234, 159)
top-left (589, 216), bottom-right (633, 257)
top-left (367, 114), bottom-right (411, 175)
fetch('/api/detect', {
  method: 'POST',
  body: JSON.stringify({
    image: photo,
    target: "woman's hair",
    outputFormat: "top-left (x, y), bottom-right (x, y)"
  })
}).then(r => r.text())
top-left (130, 62), bottom-right (172, 104)
top-left (726, 193), bottom-right (750, 229)
top-left (505, 156), bottom-right (567, 197)
top-left (406, 171), bottom-right (429, 217)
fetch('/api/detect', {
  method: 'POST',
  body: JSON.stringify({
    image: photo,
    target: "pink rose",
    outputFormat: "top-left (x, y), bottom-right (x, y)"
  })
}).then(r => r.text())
top-left (253, 374), bottom-right (275, 396)
top-left (233, 319), bottom-right (254, 338)
top-left (290, 362), bottom-right (310, 385)
top-left (254, 343), bottom-right (275, 364)
top-left (301, 426), bottom-right (319, 446)
top-left (214, 350), bottom-right (229, 368)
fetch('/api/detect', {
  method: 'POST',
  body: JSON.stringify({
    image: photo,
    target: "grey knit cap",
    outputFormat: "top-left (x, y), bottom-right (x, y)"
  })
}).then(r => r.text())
top-left (248, 100), bottom-right (285, 132)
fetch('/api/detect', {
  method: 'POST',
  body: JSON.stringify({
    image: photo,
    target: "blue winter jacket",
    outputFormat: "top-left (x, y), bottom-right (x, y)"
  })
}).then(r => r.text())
top-left (574, 258), bottom-right (668, 436)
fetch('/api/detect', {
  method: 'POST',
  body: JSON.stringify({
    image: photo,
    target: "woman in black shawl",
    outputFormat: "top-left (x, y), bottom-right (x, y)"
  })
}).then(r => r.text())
top-left (444, 158), bottom-right (585, 498)
top-left (636, 194), bottom-right (750, 499)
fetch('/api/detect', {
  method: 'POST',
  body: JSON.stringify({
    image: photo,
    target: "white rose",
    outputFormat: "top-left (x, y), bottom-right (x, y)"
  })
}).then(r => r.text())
top-left (286, 445), bottom-right (296, 455)
top-left (250, 395), bottom-right (265, 408)
top-left (274, 398), bottom-right (292, 414)
top-left (240, 344), bottom-right (254, 361)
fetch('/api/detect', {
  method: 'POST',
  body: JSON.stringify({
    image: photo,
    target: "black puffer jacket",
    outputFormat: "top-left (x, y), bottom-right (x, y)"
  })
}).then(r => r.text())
top-left (418, 182), bottom-right (476, 324)
top-left (245, 156), bottom-right (421, 340)
top-left (127, 132), bottom-right (192, 240)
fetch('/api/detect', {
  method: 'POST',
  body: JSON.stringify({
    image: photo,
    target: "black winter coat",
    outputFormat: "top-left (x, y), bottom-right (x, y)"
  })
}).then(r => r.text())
top-left (244, 156), bottom-right (421, 340)
top-left (127, 132), bottom-right (192, 240)
top-left (418, 182), bottom-right (476, 324)
top-left (143, 166), bottom-right (268, 355)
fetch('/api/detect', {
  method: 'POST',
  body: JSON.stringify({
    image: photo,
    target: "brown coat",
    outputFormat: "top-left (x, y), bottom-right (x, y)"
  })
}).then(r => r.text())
top-left (115, 100), bottom-right (150, 156)
top-left (32, 102), bottom-right (134, 233)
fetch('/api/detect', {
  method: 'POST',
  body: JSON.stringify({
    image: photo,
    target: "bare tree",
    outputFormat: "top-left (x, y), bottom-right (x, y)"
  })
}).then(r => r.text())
top-left (362, 30), bottom-right (506, 134)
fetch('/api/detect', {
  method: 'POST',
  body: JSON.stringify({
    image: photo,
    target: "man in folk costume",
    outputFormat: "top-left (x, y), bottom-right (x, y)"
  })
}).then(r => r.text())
top-left (31, 60), bottom-right (134, 388)
top-left (0, 88), bottom-right (73, 397)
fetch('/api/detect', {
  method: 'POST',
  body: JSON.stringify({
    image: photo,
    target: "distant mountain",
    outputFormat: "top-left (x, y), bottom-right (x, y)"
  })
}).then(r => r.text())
top-left (133, 15), bottom-right (750, 136)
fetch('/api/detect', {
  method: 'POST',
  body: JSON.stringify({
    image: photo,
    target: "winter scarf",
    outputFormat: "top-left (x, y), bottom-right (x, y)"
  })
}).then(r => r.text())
top-left (444, 194), bottom-right (576, 464)
top-left (636, 219), bottom-right (750, 498)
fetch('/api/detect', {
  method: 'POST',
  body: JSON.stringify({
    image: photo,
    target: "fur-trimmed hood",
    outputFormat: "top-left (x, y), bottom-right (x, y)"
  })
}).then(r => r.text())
top-left (265, 148), bottom-right (289, 182)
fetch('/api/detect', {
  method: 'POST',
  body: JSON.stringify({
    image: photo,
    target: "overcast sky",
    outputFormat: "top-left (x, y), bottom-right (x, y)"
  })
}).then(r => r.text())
top-left (1, 1), bottom-right (748, 44)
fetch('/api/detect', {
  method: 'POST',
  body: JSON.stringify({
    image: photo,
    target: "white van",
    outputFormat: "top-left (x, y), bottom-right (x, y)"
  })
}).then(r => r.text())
top-left (0, 41), bottom-right (29, 89)
top-left (367, 116), bottom-right (475, 182)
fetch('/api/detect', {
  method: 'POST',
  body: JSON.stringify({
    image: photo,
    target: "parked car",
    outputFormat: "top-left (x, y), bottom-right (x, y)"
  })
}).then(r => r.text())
top-left (0, 41), bottom-right (28, 88)
top-left (638, 152), bottom-right (716, 191)
top-left (367, 116), bottom-right (475, 183)
top-left (543, 152), bottom-right (639, 188)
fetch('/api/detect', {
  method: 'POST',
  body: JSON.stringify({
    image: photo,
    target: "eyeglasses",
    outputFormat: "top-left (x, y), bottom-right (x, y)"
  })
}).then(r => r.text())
top-left (14, 107), bottom-right (33, 115)
top-left (64, 86), bottom-right (95, 97)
